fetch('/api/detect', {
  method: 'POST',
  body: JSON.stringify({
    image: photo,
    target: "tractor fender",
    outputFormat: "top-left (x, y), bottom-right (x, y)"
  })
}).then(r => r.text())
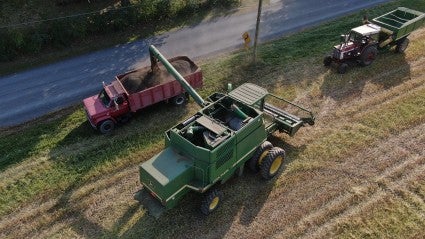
top-left (360, 43), bottom-right (379, 54)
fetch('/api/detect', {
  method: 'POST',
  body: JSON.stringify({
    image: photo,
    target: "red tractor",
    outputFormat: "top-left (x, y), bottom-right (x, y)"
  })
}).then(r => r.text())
top-left (324, 7), bottom-right (425, 74)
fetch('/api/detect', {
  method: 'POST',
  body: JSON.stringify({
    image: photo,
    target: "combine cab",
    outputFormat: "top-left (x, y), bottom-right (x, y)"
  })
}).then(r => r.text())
top-left (135, 46), bottom-right (315, 217)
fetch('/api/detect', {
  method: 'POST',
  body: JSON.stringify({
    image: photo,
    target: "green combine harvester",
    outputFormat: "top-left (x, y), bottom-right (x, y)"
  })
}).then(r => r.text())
top-left (135, 45), bottom-right (315, 217)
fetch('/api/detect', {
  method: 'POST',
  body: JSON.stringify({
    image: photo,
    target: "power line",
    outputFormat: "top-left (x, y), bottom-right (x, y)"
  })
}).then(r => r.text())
top-left (0, 4), bottom-right (138, 29)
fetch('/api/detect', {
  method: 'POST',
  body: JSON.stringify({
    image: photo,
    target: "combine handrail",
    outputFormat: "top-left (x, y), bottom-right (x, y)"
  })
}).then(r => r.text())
top-left (268, 93), bottom-right (315, 121)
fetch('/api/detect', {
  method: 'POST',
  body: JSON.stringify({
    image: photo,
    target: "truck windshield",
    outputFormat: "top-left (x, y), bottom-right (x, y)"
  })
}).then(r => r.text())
top-left (99, 89), bottom-right (111, 107)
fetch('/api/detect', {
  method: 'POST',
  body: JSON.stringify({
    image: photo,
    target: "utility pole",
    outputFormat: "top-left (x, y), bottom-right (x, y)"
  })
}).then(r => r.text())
top-left (253, 0), bottom-right (263, 63)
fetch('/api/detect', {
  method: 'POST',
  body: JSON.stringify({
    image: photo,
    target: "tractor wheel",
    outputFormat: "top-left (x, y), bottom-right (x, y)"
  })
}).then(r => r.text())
top-left (200, 189), bottom-right (223, 215)
top-left (98, 119), bottom-right (115, 134)
top-left (248, 141), bottom-right (273, 172)
top-left (260, 147), bottom-right (286, 180)
top-left (396, 38), bottom-right (409, 53)
top-left (360, 46), bottom-right (378, 66)
top-left (338, 63), bottom-right (348, 74)
top-left (323, 56), bottom-right (332, 67)
top-left (172, 94), bottom-right (187, 106)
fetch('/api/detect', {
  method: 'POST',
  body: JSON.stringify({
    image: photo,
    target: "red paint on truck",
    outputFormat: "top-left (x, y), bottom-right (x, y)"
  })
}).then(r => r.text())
top-left (83, 56), bottom-right (203, 133)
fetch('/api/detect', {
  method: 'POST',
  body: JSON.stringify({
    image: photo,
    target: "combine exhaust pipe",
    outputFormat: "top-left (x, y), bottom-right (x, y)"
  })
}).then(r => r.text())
top-left (149, 45), bottom-right (206, 107)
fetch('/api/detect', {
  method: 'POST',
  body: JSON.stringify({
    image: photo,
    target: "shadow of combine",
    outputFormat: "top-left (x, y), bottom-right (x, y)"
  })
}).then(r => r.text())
top-left (115, 141), bottom-right (307, 238)
top-left (320, 49), bottom-right (411, 101)
top-left (45, 102), bottom-right (192, 237)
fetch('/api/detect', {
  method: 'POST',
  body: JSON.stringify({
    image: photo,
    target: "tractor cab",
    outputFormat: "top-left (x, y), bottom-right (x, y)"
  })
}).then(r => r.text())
top-left (347, 24), bottom-right (381, 44)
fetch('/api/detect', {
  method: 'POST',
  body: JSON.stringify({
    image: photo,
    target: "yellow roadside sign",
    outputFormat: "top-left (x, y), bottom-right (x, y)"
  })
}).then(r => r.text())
top-left (242, 32), bottom-right (251, 49)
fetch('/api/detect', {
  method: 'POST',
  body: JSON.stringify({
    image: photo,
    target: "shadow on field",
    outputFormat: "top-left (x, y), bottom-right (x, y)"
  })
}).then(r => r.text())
top-left (0, 106), bottom-right (81, 171)
top-left (45, 102), bottom-right (192, 237)
top-left (320, 50), bottom-right (411, 101)
top-left (115, 140), bottom-right (307, 238)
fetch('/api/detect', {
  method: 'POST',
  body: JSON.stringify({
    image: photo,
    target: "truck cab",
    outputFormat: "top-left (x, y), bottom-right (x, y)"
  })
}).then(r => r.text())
top-left (83, 80), bottom-right (130, 134)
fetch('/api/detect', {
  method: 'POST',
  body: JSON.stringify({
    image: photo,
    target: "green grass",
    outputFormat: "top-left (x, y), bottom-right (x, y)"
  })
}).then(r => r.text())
top-left (1, 0), bottom-right (425, 237)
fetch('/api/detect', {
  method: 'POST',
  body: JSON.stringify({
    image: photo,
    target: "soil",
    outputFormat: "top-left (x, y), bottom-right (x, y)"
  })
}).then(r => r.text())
top-left (120, 59), bottom-right (196, 94)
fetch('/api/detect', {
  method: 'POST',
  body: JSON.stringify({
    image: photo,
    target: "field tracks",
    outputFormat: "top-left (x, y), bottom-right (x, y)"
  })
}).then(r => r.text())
top-left (273, 123), bottom-right (425, 238)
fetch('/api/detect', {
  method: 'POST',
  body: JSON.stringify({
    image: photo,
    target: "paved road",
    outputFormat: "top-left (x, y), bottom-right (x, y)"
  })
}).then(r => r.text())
top-left (0, 0), bottom-right (390, 127)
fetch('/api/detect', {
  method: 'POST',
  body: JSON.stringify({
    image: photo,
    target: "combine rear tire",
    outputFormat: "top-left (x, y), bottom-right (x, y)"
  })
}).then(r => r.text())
top-left (323, 56), bottom-right (332, 67)
top-left (172, 94), bottom-right (187, 106)
top-left (260, 147), bottom-right (286, 180)
top-left (201, 189), bottom-right (223, 215)
top-left (359, 46), bottom-right (378, 66)
top-left (338, 63), bottom-right (348, 74)
top-left (98, 119), bottom-right (114, 134)
top-left (396, 38), bottom-right (409, 53)
top-left (249, 141), bottom-right (273, 172)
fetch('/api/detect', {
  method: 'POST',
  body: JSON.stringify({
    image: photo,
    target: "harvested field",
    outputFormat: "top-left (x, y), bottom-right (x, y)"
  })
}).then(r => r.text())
top-left (120, 59), bottom-right (197, 93)
top-left (0, 1), bottom-right (424, 238)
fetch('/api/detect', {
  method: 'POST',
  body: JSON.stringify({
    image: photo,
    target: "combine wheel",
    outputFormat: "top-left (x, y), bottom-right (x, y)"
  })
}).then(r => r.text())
top-left (260, 147), bottom-right (286, 180)
top-left (172, 93), bottom-right (187, 106)
top-left (98, 119), bottom-right (115, 134)
top-left (200, 189), bottom-right (223, 215)
top-left (360, 46), bottom-right (378, 66)
top-left (338, 63), bottom-right (348, 74)
top-left (248, 141), bottom-right (273, 172)
top-left (396, 38), bottom-right (409, 53)
top-left (323, 56), bottom-right (332, 67)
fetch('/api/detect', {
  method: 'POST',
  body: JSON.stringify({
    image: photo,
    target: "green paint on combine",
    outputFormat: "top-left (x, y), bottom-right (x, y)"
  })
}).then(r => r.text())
top-left (135, 46), bottom-right (315, 217)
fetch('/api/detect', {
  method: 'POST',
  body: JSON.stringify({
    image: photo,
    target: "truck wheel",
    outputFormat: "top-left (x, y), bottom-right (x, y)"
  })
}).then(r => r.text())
top-left (323, 56), bottom-right (332, 67)
top-left (172, 94), bottom-right (187, 106)
top-left (249, 141), bottom-right (273, 173)
top-left (360, 46), bottom-right (378, 66)
top-left (260, 147), bottom-right (286, 180)
top-left (200, 189), bottom-right (223, 215)
top-left (338, 63), bottom-right (348, 74)
top-left (118, 113), bottom-right (132, 124)
top-left (98, 120), bottom-right (114, 134)
top-left (396, 38), bottom-right (409, 53)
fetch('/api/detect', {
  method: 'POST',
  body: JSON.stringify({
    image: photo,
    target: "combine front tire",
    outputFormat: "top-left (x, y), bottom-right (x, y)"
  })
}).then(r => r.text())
top-left (249, 141), bottom-right (273, 172)
top-left (360, 46), bottom-right (378, 66)
top-left (98, 119), bottom-right (114, 134)
top-left (396, 38), bottom-right (409, 53)
top-left (201, 189), bottom-right (223, 215)
top-left (260, 147), bottom-right (286, 180)
top-left (323, 56), bottom-right (332, 67)
top-left (338, 63), bottom-right (348, 74)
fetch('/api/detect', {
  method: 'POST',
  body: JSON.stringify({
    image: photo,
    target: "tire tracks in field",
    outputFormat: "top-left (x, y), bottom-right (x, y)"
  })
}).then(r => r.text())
top-left (271, 123), bottom-right (425, 239)
top-left (294, 71), bottom-right (425, 159)
top-left (311, 161), bottom-right (425, 239)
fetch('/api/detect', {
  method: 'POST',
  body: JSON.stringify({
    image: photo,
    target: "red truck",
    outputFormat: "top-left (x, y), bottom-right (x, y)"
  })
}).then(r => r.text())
top-left (83, 56), bottom-right (203, 134)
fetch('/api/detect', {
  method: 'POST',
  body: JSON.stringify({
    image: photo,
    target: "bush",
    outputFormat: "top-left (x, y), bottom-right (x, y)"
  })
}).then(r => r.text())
top-left (0, 0), bottom-right (240, 62)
